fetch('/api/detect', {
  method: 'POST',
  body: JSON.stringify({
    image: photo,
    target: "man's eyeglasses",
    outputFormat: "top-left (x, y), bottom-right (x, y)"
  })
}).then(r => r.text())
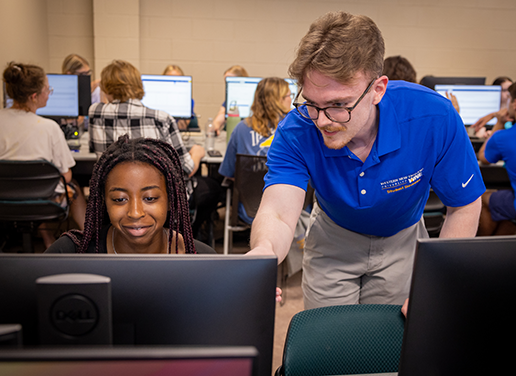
top-left (293, 77), bottom-right (377, 124)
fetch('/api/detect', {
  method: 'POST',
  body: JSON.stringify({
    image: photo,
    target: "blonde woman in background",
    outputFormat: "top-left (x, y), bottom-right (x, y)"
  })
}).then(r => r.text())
top-left (218, 77), bottom-right (291, 223)
top-left (212, 65), bottom-right (249, 133)
top-left (62, 53), bottom-right (102, 104)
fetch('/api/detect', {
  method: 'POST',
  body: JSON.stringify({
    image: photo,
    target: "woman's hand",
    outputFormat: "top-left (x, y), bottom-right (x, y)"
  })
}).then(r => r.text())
top-left (401, 298), bottom-right (409, 318)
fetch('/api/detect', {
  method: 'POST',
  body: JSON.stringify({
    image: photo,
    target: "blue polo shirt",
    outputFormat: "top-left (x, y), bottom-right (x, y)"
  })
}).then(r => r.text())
top-left (264, 80), bottom-right (485, 237)
top-left (484, 126), bottom-right (516, 209)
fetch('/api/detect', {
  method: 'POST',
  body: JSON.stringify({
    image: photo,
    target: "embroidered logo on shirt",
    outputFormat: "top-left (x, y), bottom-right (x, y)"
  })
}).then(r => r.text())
top-left (380, 168), bottom-right (424, 194)
top-left (462, 174), bottom-right (474, 188)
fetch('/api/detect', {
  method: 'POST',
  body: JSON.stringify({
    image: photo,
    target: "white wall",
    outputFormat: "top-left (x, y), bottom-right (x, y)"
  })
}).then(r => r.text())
top-left (2, 0), bottom-right (516, 119)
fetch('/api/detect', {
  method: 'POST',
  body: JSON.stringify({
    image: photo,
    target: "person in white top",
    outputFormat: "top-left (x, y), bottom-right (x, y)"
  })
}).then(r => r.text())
top-left (0, 61), bottom-right (87, 248)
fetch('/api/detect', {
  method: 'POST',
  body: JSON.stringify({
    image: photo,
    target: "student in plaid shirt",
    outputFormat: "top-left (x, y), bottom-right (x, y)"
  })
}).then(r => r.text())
top-left (89, 60), bottom-right (220, 242)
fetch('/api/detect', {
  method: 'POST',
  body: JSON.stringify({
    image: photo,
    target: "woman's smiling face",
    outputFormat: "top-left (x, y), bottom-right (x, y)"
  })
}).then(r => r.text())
top-left (104, 161), bottom-right (169, 252)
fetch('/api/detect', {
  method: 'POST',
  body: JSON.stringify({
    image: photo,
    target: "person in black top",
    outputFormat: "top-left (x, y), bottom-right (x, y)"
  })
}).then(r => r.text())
top-left (46, 135), bottom-right (215, 254)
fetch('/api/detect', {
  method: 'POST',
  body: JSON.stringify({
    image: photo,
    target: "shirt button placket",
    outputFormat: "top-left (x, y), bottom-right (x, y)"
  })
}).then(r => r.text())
top-left (359, 171), bottom-right (367, 206)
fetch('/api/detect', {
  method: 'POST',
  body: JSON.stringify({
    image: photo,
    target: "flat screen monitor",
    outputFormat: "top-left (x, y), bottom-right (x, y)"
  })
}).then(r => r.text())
top-left (0, 346), bottom-right (258, 376)
top-left (225, 77), bottom-right (298, 118)
top-left (419, 76), bottom-right (485, 89)
top-left (435, 84), bottom-right (501, 126)
top-left (0, 254), bottom-right (276, 376)
top-left (399, 236), bottom-right (516, 375)
top-left (37, 74), bottom-right (80, 117)
top-left (3, 75), bottom-right (80, 117)
top-left (225, 76), bottom-right (262, 118)
top-left (141, 74), bottom-right (193, 119)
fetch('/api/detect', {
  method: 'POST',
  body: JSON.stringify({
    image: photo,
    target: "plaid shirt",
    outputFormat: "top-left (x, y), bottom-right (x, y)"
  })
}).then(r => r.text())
top-left (89, 99), bottom-right (194, 176)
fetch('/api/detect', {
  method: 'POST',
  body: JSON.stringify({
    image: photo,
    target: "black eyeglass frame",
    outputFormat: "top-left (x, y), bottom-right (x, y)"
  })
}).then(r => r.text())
top-left (293, 77), bottom-right (377, 124)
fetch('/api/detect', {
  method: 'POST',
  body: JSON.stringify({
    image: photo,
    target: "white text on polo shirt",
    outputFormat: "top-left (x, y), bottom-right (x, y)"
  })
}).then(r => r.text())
top-left (381, 168), bottom-right (424, 194)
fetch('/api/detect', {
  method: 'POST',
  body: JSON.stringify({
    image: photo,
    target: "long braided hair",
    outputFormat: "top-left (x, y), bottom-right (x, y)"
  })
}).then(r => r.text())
top-left (68, 135), bottom-right (195, 254)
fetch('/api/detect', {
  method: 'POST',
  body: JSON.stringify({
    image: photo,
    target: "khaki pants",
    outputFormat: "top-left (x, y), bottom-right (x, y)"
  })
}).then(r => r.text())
top-left (302, 202), bottom-right (428, 309)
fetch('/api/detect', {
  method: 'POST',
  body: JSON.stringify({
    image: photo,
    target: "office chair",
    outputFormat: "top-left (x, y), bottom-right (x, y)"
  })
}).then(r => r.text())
top-left (0, 160), bottom-right (69, 253)
top-left (276, 304), bottom-right (405, 376)
top-left (223, 154), bottom-right (268, 254)
top-left (423, 189), bottom-right (445, 237)
top-left (480, 164), bottom-right (511, 190)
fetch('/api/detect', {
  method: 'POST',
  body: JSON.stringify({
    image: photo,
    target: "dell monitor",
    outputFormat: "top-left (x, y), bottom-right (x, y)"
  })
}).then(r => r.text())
top-left (435, 84), bottom-right (501, 126)
top-left (399, 236), bottom-right (516, 375)
top-left (0, 254), bottom-right (276, 376)
top-left (419, 76), bottom-right (486, 89)
top-left (140, 74), bottom-right (193, 119)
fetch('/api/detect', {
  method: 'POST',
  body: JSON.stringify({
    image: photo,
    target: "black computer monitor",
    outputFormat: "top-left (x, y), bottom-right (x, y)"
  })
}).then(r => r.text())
top-left (140, 74), bottom-right (193, 119)
top-left (225, 77), bottom-right (298, 118)
top-left (419, 76), bottom-right (486, 89)
top-left (399, 236), bottom-right (516, 375)
top-left (3, 74), bottom-right (80, 117)
top-left (434, 84), bottom-right (501, 126)
top-left (78, 74), bottom-right (92, 116)
top-left (0, 254), bottom-right (276, 376)
top-left (0, 346), bottom-right (258, 376)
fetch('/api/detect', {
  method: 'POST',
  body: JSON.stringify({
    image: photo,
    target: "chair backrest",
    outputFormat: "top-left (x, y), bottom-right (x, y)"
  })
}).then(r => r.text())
top-left (231, 154), bottom-right (268, 224)
top-left (279, 304), bottom-right (405, 376)
top-left (480, 164), bottom-right (511, 190)
top-left (0, 160), bottom-right (63, 200)
top-left (0, 160), bottom-right (68, 223)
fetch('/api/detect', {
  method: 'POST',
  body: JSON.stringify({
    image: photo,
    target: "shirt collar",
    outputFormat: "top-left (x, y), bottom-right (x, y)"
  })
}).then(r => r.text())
top-left (111, 98), bottom-right (144, 106)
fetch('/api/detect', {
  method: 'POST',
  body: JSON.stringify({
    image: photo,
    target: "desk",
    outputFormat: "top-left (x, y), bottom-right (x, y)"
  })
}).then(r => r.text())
top-left (71, 131), bottom-right (226, 185)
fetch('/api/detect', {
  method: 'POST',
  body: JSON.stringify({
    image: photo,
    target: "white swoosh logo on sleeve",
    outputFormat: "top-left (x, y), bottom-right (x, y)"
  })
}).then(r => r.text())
top-left (462, 174), bottom-right (474, 188)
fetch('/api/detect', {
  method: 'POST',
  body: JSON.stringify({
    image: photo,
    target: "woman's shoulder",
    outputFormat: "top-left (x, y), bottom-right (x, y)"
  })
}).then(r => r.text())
top-left (44, 233), bottom-right (81, 253)
top-left (193, 239), bottom-right (217, 254)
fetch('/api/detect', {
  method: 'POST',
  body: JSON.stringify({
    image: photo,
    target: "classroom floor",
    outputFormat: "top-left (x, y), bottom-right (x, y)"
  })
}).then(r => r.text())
top-left (213, 231), bottom-right (305, 375)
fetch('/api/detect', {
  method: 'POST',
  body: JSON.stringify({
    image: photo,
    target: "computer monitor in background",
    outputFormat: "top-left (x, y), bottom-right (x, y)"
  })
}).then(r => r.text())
top-left (3, 74), bottom-right (80, 117)
top-left (2, 82), bottom-right (13, 109)
top-left (141, 74), bottom-right (193, 119)
top-left (0, 346), bottom-right (259, 376)
top-left (225, 76), bottom-right (262, 118)
top-left (419, 76), bottom-right (486, 89)
top-left (399, 236), bottom-right (516, 375)
top-left (285, 78), bottom-right (299, 109)
top-left (434, 84), bottom-right (501, 126)
top-left (36, 74), bottom-right (80, 117)
top-left (78, 75), bottom-right (92, 117)
top-left (225, 77), bottom-right (298, 118)
top-left (0, 254), bottom-right (276, 376)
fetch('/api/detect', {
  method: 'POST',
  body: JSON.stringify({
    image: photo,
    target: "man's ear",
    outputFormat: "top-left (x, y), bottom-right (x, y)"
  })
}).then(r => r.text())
top-left (372, 75), bottom-right (388, 105)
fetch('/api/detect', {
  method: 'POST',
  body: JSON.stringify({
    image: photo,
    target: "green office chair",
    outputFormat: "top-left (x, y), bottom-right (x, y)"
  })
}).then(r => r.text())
top-left (276, 304), bottom-right (405, 376)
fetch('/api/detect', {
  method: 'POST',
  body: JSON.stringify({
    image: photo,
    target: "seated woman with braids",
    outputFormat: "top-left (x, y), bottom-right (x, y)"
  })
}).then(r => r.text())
top-left (46, 135), bottom-right (215, 254)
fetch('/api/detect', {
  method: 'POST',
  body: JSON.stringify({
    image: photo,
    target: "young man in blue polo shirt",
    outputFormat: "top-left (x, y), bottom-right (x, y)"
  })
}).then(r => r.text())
top-left (477, 82), bottom-right (516, 236)
top-left (248, 11), bottom-right (485, 309)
